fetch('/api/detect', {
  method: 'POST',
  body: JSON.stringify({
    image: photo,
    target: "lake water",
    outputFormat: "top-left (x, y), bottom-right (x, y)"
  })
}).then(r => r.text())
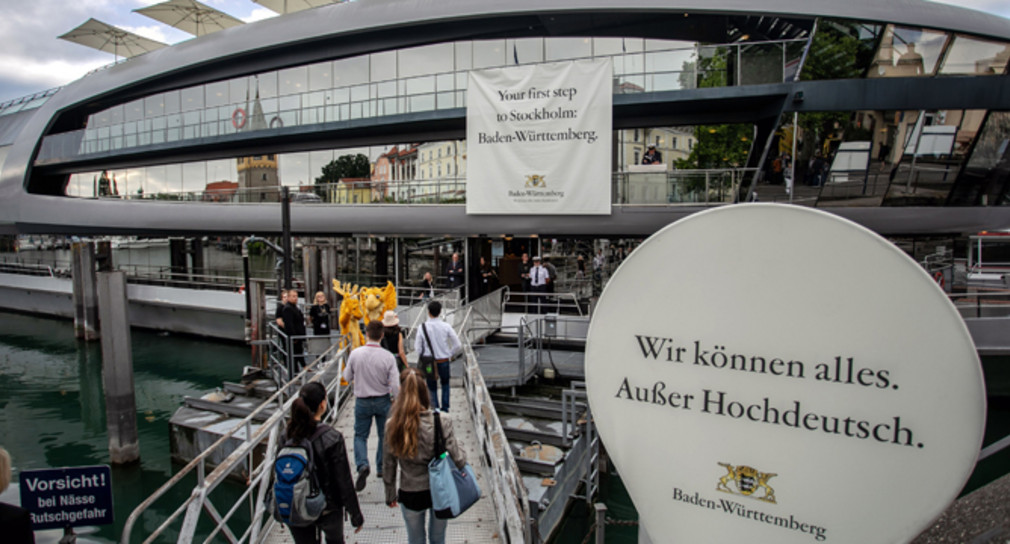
top-left (0, 310), bottom-right (248, 543)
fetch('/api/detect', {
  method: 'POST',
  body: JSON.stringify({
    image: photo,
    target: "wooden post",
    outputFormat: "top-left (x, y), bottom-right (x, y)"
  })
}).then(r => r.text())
top-left (97, 271), bottom-right (139, 464)
top-left (71, 242), bottom-right (100, 341)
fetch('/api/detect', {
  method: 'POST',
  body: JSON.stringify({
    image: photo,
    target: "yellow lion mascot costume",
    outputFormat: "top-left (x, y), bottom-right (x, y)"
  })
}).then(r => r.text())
top-left (332, 279), bottom-right (397, 350)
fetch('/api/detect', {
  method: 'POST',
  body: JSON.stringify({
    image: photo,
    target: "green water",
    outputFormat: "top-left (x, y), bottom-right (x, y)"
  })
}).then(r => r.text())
top-left (0, 311), bottom-right (248, 543)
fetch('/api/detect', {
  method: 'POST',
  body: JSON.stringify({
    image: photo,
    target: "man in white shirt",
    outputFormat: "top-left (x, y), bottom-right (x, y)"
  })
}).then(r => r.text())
top-left (529, 256), bottom-right (549, 314)
top-left (529, 256), bottom-right (548, 292)
top-left (414, 300), bottom-right (462, 411)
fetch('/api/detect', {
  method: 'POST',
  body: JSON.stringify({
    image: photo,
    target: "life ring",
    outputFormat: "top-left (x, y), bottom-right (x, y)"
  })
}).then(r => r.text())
top-left (232, 108), bottom-right (247, 129)
top-left (269, 116), bottom-right (283, 129)
top-left (933, 270), bottom-right (945, 288)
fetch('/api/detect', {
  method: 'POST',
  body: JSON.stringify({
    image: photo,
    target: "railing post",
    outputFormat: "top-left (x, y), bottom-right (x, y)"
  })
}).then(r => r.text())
top-left (595, 503), bottom-right (607, 544)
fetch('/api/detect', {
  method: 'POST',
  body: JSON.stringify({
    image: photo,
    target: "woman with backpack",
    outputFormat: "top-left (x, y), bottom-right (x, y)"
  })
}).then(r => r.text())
top-left (383, 369), bottom-right (467, 544)
top-left (284, 382), bottom-right (364, 544)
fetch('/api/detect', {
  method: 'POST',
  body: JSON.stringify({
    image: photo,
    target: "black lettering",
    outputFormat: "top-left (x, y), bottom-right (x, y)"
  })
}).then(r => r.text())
top-left (635, 335), bottom-right (667, 359)
top-left (701, 389), bottom-right (723, 414)
top-left (876, 369), bottom-right (891, 389)
top-left (694, 341), bottom-right (709, 366)
top-left (615, 378), bottom-right (632, 400)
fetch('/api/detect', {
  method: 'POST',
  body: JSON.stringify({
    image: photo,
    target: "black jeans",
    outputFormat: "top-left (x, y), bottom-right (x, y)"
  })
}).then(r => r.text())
top-left (288, 508), bottom-right (345, 544)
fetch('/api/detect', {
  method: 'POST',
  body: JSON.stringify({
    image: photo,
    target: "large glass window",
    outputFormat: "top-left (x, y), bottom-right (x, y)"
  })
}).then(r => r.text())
top-left (940, 36), bottom-right (1010, 75)
top-left (869, 26), bottom-right (948, 77)
top-left (545, 37), bottom-right (592, 61)
top-left (309, 62), bottom-right (333, 92)
top-left (206, 81), bottom-right (229, 108)
top-left (802, 20), bottom-right (883, 80)
top-left (399, 43), bottom-right (453, 78)
top-left (279, 66), bottom-right (308, 96)
top-left (370, 51), bottom-right (397, 82)
top-left (334, 56), bottom-right (369, 87)
top-left (967, 112), bottom-right (1010, 171)
top-left (473, 40), bottom-right (505, 69)
top-left (508, 38), bottom-right (544, 66)
top-left (181, 86), bottom-right (204, 112)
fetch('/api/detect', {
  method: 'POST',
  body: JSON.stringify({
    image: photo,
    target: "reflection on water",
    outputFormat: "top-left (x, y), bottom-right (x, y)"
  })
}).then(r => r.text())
top-left (0, 311), bottom-right (247, 543)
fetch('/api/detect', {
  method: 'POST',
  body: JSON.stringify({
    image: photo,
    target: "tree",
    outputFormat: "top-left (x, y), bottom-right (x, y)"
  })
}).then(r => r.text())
top-left (674, 124), bottom-right (753, 170)
top-left (315, 154), bottom-right (371, 199)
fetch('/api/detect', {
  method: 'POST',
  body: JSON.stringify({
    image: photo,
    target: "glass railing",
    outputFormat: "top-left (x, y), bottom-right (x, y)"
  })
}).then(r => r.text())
top-left (70, 169), bottom-right (754, 206)
top-left (36, 39), bottom-right (805, 165)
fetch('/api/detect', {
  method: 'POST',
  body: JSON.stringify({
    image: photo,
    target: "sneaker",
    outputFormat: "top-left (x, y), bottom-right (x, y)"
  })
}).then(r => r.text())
top-left (355, 466), bottom-right (370, 492)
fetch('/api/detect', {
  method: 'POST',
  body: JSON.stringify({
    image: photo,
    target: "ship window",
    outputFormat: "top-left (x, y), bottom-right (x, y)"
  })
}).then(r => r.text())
top-left (940, 35), bottom-right (1010, 75)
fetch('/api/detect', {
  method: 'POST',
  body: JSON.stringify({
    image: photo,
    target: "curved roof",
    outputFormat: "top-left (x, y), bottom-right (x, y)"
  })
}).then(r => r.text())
top-left (40, 0), bottom-right (1010, 114)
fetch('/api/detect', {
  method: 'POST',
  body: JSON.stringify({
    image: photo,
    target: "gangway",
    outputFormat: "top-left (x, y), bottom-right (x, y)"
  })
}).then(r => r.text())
top-left (122, 304), bottom-right (532, 544)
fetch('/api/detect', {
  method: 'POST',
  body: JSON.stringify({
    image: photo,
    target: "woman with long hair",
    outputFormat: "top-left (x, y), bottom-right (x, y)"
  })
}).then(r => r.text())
top-left (383, 369), bottom-right (467, 544)
top-left (284, 382), bottom-right (364, 544)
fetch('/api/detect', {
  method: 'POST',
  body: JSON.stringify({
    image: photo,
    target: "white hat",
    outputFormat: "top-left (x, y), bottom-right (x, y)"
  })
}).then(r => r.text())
top-left (381, 310), bottom-right (399, 327)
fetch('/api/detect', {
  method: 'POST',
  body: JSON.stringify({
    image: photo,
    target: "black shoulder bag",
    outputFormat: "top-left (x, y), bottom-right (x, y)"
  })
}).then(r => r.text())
top-left (419, 323), bottom-right (437, 380)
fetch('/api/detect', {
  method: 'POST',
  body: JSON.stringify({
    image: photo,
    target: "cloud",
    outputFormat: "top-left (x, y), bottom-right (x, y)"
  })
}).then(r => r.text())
top-left (0, 53), bottom-right (108, 102)
top-left (116, 23), bottom-right (183, 44)
top-left (244, 7), bottom-right (278, 23)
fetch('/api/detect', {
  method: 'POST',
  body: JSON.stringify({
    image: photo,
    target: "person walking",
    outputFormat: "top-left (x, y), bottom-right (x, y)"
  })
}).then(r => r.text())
top-left (283, 383), bottom-right (364, 544)
top-left (380, 310), bottom-right (409, 372)
top-left (413, 301), bottom-right (461, 411)
top-left (343, 320), bottom-right (400, 491)
top-left (383, 369), bottom-right (468, 544)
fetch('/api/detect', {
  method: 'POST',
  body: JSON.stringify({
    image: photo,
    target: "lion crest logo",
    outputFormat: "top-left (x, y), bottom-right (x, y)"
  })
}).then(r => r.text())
top-left (716, 462), bottom-right (777, 503)
top-left (525, 174), bottom-right (546, 188)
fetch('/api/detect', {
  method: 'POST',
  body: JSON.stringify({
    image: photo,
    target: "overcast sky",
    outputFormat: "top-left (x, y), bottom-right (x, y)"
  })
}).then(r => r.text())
top-left (0, 0), bottom-right (1009, 104)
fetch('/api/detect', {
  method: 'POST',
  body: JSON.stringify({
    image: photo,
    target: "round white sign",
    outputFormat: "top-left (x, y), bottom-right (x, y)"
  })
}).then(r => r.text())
top-left (586, 204), bottom-right (985, 543)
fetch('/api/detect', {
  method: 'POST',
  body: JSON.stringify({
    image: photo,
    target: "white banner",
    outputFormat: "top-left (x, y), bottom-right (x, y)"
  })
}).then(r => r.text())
top-left (466, 59), bottom-right (612, 215)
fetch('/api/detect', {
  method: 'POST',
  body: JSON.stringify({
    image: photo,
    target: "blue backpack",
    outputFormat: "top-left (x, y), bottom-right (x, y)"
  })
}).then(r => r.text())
top-left (273, 427), bottom-right (327, 526)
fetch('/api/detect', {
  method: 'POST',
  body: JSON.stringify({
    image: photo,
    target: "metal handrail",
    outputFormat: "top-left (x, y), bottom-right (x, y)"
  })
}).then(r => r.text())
top-left (456, 306), bottom-right (533, 543)
top-left (504, 290), bottom-right (585, 316)
top-left (120, 341), bottom-right (347, 544)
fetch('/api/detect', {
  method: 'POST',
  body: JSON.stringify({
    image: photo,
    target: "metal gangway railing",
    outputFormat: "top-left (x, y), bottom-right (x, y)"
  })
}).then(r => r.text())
top-left (121, 342), bottom-right (347, 544)
top-left (123, 296), bottom-right (532, 543)
top-left (451, 305), bottom-right (532, 543)
top-left (503, 290), bottom-right (586, 316)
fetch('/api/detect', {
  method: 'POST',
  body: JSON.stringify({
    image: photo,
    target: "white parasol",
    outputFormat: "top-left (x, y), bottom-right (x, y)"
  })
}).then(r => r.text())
top-left (135, 0), bottom-right (245, 37)
top-left (58, 18), bottom-right (168, 61)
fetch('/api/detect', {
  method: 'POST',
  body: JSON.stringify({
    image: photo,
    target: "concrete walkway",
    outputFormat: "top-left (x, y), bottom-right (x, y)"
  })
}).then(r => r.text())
top-left (266, 387), bottom-right (501, 543)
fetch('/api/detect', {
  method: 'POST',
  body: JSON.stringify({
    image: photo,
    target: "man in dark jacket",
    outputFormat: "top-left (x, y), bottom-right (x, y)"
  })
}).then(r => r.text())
top-left (279, 289), bottom-right (307, 371)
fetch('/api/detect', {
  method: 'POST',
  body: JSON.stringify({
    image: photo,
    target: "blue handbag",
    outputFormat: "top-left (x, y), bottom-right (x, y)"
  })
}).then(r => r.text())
top-left (428, 412), bottom-right (481, 519)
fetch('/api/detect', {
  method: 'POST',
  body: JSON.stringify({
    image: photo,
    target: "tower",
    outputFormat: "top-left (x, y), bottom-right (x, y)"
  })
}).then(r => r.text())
top-left (236, 86), bottom-right (279, 202)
